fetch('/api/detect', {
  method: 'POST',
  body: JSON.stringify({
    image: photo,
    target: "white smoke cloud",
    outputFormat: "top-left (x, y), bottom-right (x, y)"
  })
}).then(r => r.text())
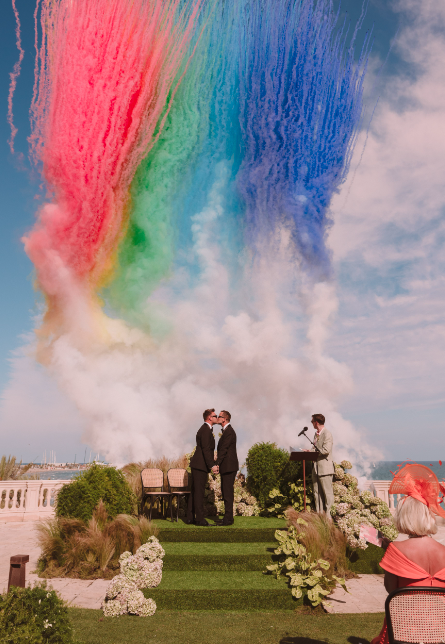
top-left (37, 163), bottom-right (381, 473)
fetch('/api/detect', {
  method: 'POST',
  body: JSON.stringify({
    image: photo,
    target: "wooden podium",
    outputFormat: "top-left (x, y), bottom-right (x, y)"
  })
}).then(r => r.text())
top-left (290, 452), bottom-right (321, 512)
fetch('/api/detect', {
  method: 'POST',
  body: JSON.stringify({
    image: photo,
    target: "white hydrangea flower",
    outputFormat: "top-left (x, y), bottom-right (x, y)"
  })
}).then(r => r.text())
top-left (102, 600), bottom-right (125, 617)
top-left (137, 598), bottom-right (157, 617)
top-left (137, 537), bottom-right (165, 562)
top-left (333, 482), bottom-right (348, 497)
top-left (335, 502), bottom-right (350, 516)
top-left (334, 465), bottom-right (345, 481)
top-left (127, 589), bottom-right (146, 615)
top-left (106, 574), bottom-right (136, 600)
top-left (236, 502), bottom-right (247, 515)
top-left (359, 490), bottom-right (374, 505)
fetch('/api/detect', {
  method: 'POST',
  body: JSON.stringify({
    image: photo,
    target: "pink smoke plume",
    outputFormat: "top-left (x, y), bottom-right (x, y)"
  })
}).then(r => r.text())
top-left (24, 0), bottom-right (201, 339)
top-left (7, 0), bottom-right (25, 154)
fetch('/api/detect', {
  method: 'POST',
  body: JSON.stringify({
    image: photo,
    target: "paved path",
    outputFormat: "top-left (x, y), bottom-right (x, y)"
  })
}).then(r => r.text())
top-left (0, 522), bottom-right (107, 609)
top-left (2, 520), bottom-right (445, 613)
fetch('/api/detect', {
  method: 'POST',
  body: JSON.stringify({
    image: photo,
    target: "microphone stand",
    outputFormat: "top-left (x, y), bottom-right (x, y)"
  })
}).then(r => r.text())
top-left (301, 431), bottom-right (321, 453)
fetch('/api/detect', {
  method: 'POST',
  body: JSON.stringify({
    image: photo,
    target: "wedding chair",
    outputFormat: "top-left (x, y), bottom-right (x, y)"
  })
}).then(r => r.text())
top-left (385, 586), bottom-right (445, 644)
top-left (167, 468), bottom-right (190, 522)
top-left (140, 468), bottom-right (171, 520)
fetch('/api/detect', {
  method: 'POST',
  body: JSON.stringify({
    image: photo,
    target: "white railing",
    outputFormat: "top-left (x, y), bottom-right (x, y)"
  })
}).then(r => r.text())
top-left (0, 480), bottom-right (70, 522)
top-left (0, 478), bottom-right (397, 522)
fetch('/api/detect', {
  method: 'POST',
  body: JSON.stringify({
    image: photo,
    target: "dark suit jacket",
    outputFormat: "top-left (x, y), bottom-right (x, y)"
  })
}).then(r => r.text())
top-left (215, 424), bottom-right (239, 474)
top-left (190, 423), bottom-right (215, 473)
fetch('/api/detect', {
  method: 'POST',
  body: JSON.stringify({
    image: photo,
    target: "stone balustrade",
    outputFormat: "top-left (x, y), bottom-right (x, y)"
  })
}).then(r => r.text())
top-left (0, 480), bottom-right (70, 522)
top-left (0, 478), bottom-right (399, 522)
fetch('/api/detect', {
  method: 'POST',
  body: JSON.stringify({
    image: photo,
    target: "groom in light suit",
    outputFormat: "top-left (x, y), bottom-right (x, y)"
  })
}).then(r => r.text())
top-left (310, 413), bottom-right (334, 515)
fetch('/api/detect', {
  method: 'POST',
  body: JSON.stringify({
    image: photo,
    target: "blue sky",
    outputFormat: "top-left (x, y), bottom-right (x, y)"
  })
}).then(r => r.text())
top-left (1, 0), bottom-right (444, 463)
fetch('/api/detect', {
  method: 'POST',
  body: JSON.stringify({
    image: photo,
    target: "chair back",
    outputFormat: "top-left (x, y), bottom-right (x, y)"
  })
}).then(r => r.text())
top-left (141, 468), bottom-right (164, 490)
top-left (167, 468), bottom-right (189, 492)
top-left (385, 586), bottom-right (445, 644)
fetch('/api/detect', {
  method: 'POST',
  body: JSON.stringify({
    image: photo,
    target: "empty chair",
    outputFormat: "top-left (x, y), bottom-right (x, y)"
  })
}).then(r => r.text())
top-left (385, 586), bottom-right (445, 644)
top-left (167, 468), bottom-right (190, 522)
top-left (140, 468), bottom-right (171, 520)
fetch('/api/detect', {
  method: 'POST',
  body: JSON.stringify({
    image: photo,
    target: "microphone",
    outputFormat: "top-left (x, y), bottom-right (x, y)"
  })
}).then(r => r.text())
top-left (298, 426), bottom-right (308, 437)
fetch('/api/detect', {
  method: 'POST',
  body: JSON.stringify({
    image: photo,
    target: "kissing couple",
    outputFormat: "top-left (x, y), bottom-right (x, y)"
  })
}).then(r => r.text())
top-left (186, 408), bottom-right (239, 526)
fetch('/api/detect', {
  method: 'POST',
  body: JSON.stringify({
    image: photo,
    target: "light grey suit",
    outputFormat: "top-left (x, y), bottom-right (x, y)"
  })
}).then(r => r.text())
top-left (311, 428), bottom-right (334, 514)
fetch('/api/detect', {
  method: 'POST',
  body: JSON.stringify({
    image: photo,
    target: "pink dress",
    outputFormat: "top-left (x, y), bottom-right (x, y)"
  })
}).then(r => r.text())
top-left (371, 543), bottom-right (445, 644)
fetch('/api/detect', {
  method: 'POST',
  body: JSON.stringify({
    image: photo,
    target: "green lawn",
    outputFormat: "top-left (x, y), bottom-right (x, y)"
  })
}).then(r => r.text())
top-left (163, 542), bottom-right (276, 554)
top-left (151, 570), bottom-right (287, 589)
top-left (70, 608), bottom-right (384, 644)
top-left (153, 517), bottom-right (287, 529)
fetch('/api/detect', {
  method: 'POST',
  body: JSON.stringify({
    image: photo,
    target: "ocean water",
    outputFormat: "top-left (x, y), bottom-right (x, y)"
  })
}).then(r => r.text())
top-left (369, 461), bottom-right (445, 481)
top-left (37, 470), bottom-right (83, 480)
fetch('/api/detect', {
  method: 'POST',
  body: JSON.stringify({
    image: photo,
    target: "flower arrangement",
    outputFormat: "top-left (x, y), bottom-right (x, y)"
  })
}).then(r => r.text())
top-left (330, 461), bottom-right (398, 548)
top-left (102, 536), bottom-right (164, 617)
top-left (207, 472), bottom-right (261, 517)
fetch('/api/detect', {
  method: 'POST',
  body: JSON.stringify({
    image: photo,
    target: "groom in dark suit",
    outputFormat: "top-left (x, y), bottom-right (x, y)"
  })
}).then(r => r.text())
top-left (186, 408), bottom-right (217, 526)
top-left (214, 410), bottom-right (239, 526)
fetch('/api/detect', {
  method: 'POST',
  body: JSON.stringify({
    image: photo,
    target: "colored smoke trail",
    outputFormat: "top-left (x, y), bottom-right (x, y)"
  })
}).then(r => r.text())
top-left (24, 0), bottom-right (202, 346)
top-left (109, 1), bottom-right (244, 323)
top-left (238, 1), bottom-right (371, 279)
top-left (22, 0), bottom-right (381, 468)
top-left (7, 0), bottom-right (24, 154)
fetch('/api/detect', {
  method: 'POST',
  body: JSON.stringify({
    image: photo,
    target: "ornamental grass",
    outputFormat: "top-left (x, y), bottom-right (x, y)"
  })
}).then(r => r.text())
top-left (0, 455), bottom-right (37, 480)
top-left (285, 509), bottom-right (350, 578)
top-left (36, 500), bottom-right (158, 580)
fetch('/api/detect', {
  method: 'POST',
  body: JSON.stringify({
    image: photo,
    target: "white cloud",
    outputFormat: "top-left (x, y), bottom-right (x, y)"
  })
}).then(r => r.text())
top-left (328, 0), bottom-right (445, 420)
top-left (0, 340), bottom-right (86, 462)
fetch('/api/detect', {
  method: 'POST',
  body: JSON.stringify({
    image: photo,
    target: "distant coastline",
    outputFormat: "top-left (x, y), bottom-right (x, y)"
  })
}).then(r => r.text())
top-left (369, 461), bottom-right (444, 480)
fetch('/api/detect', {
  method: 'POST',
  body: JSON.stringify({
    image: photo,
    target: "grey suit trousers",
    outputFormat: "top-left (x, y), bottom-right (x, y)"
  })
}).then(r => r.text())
top-left (312, 470), bottom-right (334, 515)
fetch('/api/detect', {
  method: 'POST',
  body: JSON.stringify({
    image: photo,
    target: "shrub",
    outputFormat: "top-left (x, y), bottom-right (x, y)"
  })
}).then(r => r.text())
top-left (37, 500), bottom-right (158, 579)
top-left (265, 514), bottom-right (347, 607)
top-left (0, 582), bottom-right (74, 644)
top-left (56, 464), bottom-right (136, 522)
top-left (246, 442), bottom-right (313, 515)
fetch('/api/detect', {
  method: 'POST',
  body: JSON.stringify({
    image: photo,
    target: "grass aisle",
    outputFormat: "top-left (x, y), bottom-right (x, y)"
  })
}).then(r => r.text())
top-left (70, 609), bottom-right (384, 644)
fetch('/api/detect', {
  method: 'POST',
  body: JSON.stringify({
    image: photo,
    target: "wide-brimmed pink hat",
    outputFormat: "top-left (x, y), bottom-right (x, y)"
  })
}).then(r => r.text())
top-left (389, 463), bottom-right (445, 519)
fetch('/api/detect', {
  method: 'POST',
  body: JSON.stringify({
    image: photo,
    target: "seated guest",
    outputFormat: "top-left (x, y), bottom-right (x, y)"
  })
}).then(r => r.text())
top-left (371, 464), bottom-right (445, 644)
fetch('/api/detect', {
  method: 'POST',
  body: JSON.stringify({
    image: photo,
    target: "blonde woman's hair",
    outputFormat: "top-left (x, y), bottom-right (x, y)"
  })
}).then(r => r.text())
top-left (395, 496), bottom-right (437, 536)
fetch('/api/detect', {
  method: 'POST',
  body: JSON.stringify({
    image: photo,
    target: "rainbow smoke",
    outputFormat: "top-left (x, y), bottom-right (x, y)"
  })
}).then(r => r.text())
top-left (21, 0), bottom-right (374, 463)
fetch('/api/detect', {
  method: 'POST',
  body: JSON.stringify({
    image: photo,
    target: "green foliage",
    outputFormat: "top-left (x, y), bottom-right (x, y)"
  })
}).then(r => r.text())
top-left (265, 520), bottom-right (347, 607)
top-left (0, 582), bottom-right (74, 644)
top-left (246, 442), bottom-right (313, 515)
top-left (56, 464), bottom-right (136, 523)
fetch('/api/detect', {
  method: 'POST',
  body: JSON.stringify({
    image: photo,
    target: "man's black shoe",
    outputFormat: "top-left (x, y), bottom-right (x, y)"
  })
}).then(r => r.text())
top-left (220, 519), bottom-right (234, 526)
top-left (195, 520), bottom-right (211, 526)
top-left (185, 519), bottom-right (195, 525)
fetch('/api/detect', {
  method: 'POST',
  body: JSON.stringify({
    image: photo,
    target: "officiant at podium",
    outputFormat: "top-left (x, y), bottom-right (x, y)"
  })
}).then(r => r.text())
top-left (310, 413), bottom-right (334, 515)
